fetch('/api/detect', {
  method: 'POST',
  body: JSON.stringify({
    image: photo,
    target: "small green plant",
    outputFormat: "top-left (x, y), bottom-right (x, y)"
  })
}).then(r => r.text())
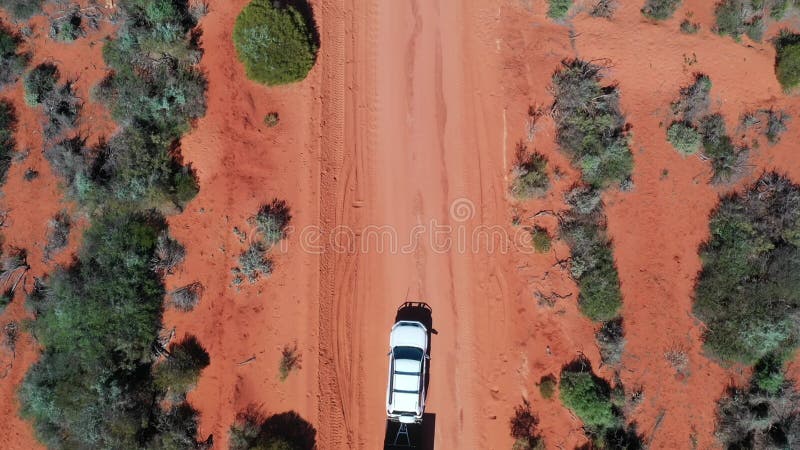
top-left (775, 31), bottom-right (800, 92)
top-left (511, 150), bottom-right (549, 199)
top-left (680, 19), bottom-right (700, 34)
top-left (547, 0), bottom-right (573, 19)
top-left (560, 369), bottom-right (617, 430)
top-left (264, 112), bottom-right (279, 127)
top-left (531, 226), bottom-right (552, 253)
top-left (641, 0), bottom-right (682, 20)
top-left (233, 0), bottom-right (318, 85)
top-left (667, 121), bottom-right (702, 155)
top-left (539, 375), bottom-right (557, 399)
top-left (279, 343), bottom-right (301, 381)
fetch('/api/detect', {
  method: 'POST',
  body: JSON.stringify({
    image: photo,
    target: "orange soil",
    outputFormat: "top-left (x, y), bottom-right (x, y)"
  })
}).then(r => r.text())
top-left (3, 1), bottom-right (800, 450)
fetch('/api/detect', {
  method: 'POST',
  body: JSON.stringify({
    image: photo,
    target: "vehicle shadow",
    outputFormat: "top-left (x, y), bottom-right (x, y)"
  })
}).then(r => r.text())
top-left (383, 413), bottom-right (436, 449)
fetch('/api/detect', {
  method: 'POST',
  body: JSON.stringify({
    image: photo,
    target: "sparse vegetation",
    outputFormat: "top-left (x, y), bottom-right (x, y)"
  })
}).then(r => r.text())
top-left (43, 210), bottom-right (70, 261)
top-left (233, 0), bottom-right (318, 85)
top-left (279, 342), bottom-right (301, 381)
top-left (667, 121), bottom-right (702, 155)
top-left (715, 367), bottom-right (800, 449)
top-left (234, 242), bottom-right (273, 284)
top-left (50, 8), bottom-right (85, 42)
top-left (591, 0), bottom-right (617, 18)
top-left (698, 113), bottom-right (748, 183)
top-left (539, 375), bottom-right (557, 399)
top-left (664, 344), bottom-right (690, 376)
top-left (561, 187), bottom-right (622, 322)
top-left (551, 59), bottom-right (633, 188)
top-left (671, 74), bottom-right (711, 123)
top-left (0, 0), bottom-right (44, 20)
top-left (20, 211), bottom-right (208, 448)
top-left (2, 320), bottom-right (18, 354)
top-left (229, 406), bottom-right (317, 450)
top-left (775, 31), bottom-right (800, 92)
top-left (680, 18), bottom-right (700, 34)
top-left (547, 0), bottom-right (573, 19)
top-left (0, 21), bottom-right (28, 89)
top-left (41, 81), bottom-right (82, 139)
top-left (740, 108), bottom-right (790, 144)
top-left (641, 0), bottom-right (682, 20)
top-left (151, 231), bottom-right (186, 274)
top-left (694, 173), bottom-right (800, 364)
top-left (510, 399), bottom-right (545, 450)
top-left (0, 99), bottom-right (16, 185)
top-left (511, 150), bottom-right (550, 199)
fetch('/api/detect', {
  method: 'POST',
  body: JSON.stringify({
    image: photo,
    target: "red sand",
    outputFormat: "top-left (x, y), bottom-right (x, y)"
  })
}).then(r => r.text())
top-left (3, 1), bottom-right (800, 449)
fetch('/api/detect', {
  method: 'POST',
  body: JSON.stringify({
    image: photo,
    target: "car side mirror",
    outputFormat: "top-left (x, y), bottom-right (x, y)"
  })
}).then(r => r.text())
top-left (425, 354), bottom-right (430, 360)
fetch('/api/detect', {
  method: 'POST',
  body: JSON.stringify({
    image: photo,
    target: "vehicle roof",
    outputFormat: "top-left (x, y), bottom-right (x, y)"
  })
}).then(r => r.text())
top-left (389, 321), bottom-right (428, 350)
top-left (389, 359), bottom-right (422, 414)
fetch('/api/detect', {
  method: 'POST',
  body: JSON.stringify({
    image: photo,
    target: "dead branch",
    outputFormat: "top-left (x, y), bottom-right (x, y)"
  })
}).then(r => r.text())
top-left (237, 356), bottom-right (256, 366)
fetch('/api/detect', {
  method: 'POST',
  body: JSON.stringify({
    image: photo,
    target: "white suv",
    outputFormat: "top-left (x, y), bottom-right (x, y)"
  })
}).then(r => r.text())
top-left (386, 320), bottom-right (429, 423)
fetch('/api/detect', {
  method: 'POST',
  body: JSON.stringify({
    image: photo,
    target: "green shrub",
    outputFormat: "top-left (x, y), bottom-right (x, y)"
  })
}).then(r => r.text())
top-left (153, 335), bottom-right (210, 395)
top-left (559, 369), bottom-right (618, 430)
top-left (752, 353), bottom-right (786, 394)
top-left (50, 9), bottom-right (85, 42)
top-left (775, 32), bottom-right (800, 91)
top-left (511, 151), bottom-right (550, 199)
top-left (0, 21), bottom-right (29, 88)
top-left (539, 375), bottom-right (557, 399)
top-left (667, 121), bottom-right (702, 155)
top-left (552, 59), bottom-right (633, 188)
top-left (233, 0), bottom-right (318, 85)
top-left (694, 173), bottom-right (800, 364)
top-left (547, 0), bottom-right (573, 19)
top-left (229, 407), bottom-right (317, 450)
top-left (23, 63), bottom-right (58, 106)
top-left (641, 0), bottom-right (681, 20)
top-left (714, 0), bottom-right (766, 41)
top-left (235, 242), bottom-right (273, 284)
top-left (531, 226), bottom-right (552, 253)
top-left (0, 0), bottom-right (44, 20)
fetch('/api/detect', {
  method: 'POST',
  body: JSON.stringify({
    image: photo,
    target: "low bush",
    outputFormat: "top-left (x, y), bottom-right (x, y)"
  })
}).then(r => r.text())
top-left (698, 114), bottom-right (748, 183)
top-left (714, 0), bottom-right (766, 41)
top-left (531, 226), bottom-right (552, 253)
top-left (752, 353), bottom-right (786, 394)
top-left (0, 21), bottom-right (29, 88)
top-left (511, 151), bottom-right (549, 199)
top-left (671, 74), bottom-right (712, 124)
top-left (0, 99), bottom-right (16, 185)
top-left (279, 342), bottom-right (301, 381)
top-left (234, 242), bottom-right (273, 284)
top-left (20, 210), bottom-right (208, 449)
top-left (49, 9), bottom-right (85, 42)
top-left (153, 335), bottom-right (210, 395)
top-left (510, 399), bottom-right (544, 450)
top-left (229, 406), bottom-right (317, 450)
top-left (539, 375), bottom-right (557, 399)
top-left (590, 0), bottom-right (616, 18)
top-left (775, 31), bottom-right (800, 92)
top-left (0, 0), bottom-right (44, 20)
top-left (667, 121), bottom-right (702, 155)
top-left (547, 0), bottom-right (573, 19)
top-left (560, 368), bottom-right (617, 430)
top-left (680, 19), bottom-right (700, 34)
top-left (151, 230), bottom-right (186, 274)
top-left (23, 63), bottom-right (58, 106)
top-left (552, 59), bottom-right (633, 188)
top-left (233, 0), bottom-right (318, 85)
top-left (43, 210), bottom-right (70, 261)
top-left (561, 189), bottom-right (622, 322)
top-left (41, 81), bottom-right (82, 139)
top-left (596, 318), bottom-right (626, 366)
top-left (694, 173), bottom-right (800, 364)
top-left (740, 108), bottom-right (790, 144)
top-left (641, 0), bottom-right (681, 20)
top-left (264, 111), bottom-right (279, 127)
top-left (169, 281), bottom-right (203, 312)
top-left (253, 199), bottom-right (292, 247)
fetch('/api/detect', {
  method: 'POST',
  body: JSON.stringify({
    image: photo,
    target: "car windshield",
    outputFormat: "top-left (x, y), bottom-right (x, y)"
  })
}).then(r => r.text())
top-left (393, 346), bottom-right (423, 361)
